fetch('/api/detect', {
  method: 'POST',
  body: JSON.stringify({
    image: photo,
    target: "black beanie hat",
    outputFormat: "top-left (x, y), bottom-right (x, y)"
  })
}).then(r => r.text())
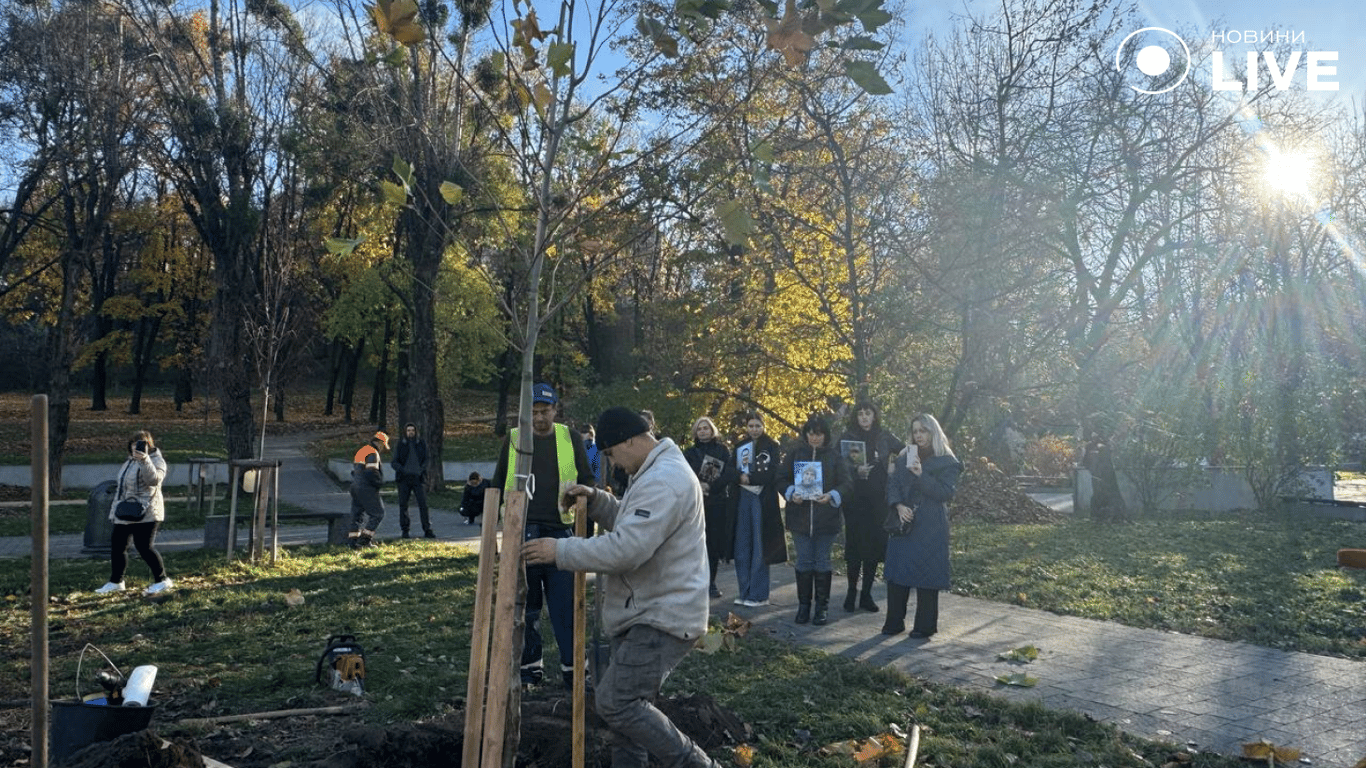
top-left (596, 406), bottom-right (650, 450)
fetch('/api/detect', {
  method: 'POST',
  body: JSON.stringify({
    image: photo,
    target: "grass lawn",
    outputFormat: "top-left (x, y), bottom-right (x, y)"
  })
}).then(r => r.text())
top-left (1, 544), bottom-right (1245, 768)
top-left (952, 508), bottom-right (1366, 660)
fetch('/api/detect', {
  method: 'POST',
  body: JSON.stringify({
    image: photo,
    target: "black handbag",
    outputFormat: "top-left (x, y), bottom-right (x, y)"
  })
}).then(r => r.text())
top-left (884, 506), bottom-right (915, 536)
top-left (113, 461), bottom-right (147, 521)
top-left (114, 498), bottom-right (147, 521)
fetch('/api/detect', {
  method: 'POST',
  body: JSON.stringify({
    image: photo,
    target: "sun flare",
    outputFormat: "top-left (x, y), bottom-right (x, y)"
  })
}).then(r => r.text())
top-left (1263, 148), bottom-right (1316, 199)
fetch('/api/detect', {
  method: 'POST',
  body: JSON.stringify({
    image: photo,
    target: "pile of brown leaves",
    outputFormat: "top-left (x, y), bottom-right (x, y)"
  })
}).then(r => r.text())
top-left (953, 457), bottom-right (1069, 524)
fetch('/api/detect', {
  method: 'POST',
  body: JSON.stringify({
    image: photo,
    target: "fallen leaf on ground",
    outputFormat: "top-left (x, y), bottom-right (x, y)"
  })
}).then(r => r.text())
top-left (995, 672), bottom-right (1038, 687)
top-left (819, 733), bottom-right (905, 762)
top-left (998, 644), bottom-right (1039, 662)
top-left (1242, 739), bottom-right (1301, 763)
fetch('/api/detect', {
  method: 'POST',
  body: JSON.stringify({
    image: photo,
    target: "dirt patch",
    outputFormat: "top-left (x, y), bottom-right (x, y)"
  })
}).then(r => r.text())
top-left (63, 729), bottom-right (206, 767)
top-left (28, 689), bottom-right (753, 768)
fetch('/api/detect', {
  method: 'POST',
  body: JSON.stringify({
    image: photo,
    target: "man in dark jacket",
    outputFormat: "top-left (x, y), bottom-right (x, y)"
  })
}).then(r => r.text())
top-left (392, 422), bottom-right (435, 538)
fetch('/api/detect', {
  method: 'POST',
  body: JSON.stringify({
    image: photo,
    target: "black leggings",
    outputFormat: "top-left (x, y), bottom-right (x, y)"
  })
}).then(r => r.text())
top-left (110, 521), bottom-right (167, 583)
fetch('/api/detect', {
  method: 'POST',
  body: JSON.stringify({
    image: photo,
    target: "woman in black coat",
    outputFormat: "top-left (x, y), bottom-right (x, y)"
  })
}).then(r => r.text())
top-left (684, 416), bottom-right (738, 599)
top-left (884, 413), bottom-right (963, 638)
top-left (837, 401), bottom-right (904, 613)
top-left (728, 413), bottom-right (786, 607)
top-left (778, 414), bottom-right (852, 626)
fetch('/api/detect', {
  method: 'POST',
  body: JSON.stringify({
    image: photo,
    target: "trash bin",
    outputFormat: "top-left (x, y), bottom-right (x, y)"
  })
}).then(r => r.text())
top-left (83, 480), bottom-right (118, 555)
top-left (50, 700), bottom-right (156, 762)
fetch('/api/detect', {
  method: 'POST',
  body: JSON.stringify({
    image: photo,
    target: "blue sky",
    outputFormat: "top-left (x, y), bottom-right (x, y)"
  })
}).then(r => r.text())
top-left (905, 0), bottom-right (1365, 100)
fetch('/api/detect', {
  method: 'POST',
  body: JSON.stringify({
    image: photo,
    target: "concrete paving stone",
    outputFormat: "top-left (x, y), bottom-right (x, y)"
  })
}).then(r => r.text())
top-left (1322, 747), bottom-right (1366, 768)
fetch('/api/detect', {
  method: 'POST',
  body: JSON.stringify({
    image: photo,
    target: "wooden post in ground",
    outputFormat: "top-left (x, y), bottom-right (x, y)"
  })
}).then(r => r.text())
top-left (31, 395), bottom-right (49, 768)
top-left (481, 488), bottom-right (529, 768)
top-left (571, 497), bottom-right (588, 768)
top-left (462, 488), bottom-right (502, 768)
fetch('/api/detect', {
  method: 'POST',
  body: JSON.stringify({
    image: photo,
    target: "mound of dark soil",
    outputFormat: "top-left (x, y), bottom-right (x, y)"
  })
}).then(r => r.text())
top-left (303, 691), bottom-right (749, 768)
top-left (63, 729), bottom-right (205, 768)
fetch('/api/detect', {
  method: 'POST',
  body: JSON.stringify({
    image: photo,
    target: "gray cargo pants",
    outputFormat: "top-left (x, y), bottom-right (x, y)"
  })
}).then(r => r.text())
top-left (595, 624), bottom-right (720, 768)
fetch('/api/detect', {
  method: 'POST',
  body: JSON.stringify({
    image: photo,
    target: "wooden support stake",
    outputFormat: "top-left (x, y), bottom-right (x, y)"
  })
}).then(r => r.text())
top-left (31, 395), bottom-right (49, 768)
top-left (572, 497), bottom-right (588, 768)
top-left (226, 465), bottom-right (240, 562)
top-left (481, 488), bottom-right (528, 768)
top-left (462, 488), bottom-right (503, 768)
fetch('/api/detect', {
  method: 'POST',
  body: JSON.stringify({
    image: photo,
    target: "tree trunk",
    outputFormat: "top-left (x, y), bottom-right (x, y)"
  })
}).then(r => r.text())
top-left (90, 349), bottom-right (109, 412)
top-left (398, 184), bottom-right (447, 487)
top-left (371, 316), bottom-right (392, 429)
top-left (342, 337), bottom-right (365, 424)
top-left (45, 258), bottom-right (82, 495)
top-left (325, 338), bottom-right (344, 416)
top-left (209, 279), bottom-right (258, 460)
top-left (175, 368), bottom-right (194, 412)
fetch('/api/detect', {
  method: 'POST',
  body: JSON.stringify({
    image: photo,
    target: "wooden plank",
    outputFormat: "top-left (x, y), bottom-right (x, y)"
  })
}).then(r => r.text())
top-left (481, 488), bottom-right (528, 768)
top-left (462, 488), bottom-right (503, 768)
top-left (572, 496), bottom-right (588, 768)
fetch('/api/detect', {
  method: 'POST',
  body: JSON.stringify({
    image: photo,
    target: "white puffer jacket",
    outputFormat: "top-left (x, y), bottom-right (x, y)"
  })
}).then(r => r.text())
top-left (108, 450), bottom-right (168, 524)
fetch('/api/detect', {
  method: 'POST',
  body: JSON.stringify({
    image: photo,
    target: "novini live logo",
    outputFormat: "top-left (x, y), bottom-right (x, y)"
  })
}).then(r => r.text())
top-left (1116, 27), bottom-right (1339, 95)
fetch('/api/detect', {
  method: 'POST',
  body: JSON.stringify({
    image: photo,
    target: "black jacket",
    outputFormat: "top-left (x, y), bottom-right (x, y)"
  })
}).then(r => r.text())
top-left (779, 441), bottom-right (852, 538)
top-left (391, 438), bottom-right (429, 480)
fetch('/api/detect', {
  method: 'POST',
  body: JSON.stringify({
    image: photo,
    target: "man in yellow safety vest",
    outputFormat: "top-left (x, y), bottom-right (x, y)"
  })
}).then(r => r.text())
top-left (491, 382), bottom-right (595, 688)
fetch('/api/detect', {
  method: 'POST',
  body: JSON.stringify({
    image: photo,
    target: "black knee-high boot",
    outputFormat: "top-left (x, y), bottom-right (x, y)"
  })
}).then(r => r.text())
top-left (858, 560), bottom-right (879, 612)
top-left (911, 588), bottom-right (940, 637)
top-left (812, 571), bottom-right (832, 625)
top-left (881, 582), bottom-right (910, 634)
top-left (795, 570), bottom-right (814, 624)
top-left (844, 560), bottom-right (860, 612)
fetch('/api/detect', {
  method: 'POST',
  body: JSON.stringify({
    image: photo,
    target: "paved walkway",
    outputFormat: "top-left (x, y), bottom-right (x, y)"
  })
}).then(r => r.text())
top-left (6, 437), bottom-right (1364, 767)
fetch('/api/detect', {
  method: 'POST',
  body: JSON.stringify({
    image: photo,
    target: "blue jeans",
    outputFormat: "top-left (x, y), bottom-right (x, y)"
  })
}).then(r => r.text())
top-left (522, 525), bottom-right (576, 676)
top-left (791, 531), bottom-right (836, 572)
top-left (733, 491), bottom-right (770, 601)
top-left (596, 624), bottom-right (719, 768)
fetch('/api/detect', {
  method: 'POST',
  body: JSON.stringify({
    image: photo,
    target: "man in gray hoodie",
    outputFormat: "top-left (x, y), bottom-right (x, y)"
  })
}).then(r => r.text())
top-left (523, 406), bottom-right (720, 768)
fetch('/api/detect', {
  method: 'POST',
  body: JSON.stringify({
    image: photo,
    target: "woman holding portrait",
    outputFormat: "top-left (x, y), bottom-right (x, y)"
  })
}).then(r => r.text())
top-left (838, 401), bottom-right (904, 613)
top-left (779, 414), bottom-right (851, 626)
top-left (684, 416), bottom-right (737, 599)
top-left (728, 413), bottom-right (785, 607)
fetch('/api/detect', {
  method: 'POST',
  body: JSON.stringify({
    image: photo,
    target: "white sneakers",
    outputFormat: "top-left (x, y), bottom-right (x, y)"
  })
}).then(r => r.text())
top-left (96, 579), bottom-right (175, 595)
top-left (144, 578), bottom-right (174, 595)
top-left (732, 598), bottom-right (769, 607)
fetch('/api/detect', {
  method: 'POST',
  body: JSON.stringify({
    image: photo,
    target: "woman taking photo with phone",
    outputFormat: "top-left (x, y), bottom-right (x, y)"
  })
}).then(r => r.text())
top-left (96, 430), bottom-right (174, 595)
top-left (883, 414), bottom-right (961, 638)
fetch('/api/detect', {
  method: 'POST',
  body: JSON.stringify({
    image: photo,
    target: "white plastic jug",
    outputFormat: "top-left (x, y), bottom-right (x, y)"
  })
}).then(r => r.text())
top-left (122, 665), bottom-right (157, 706)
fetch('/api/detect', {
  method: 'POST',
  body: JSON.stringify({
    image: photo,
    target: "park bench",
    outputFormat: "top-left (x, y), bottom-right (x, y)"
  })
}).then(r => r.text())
top-left (204, 509), bottom-right (350, 550)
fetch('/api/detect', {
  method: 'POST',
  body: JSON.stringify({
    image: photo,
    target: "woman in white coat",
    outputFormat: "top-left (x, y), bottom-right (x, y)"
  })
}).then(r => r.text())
top-left (96, 430), bottom-right (174, 595)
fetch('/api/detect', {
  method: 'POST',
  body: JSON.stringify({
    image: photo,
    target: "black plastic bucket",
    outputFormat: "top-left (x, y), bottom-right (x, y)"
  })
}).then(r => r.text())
top-left (50, 700), bottom-right (156, 763)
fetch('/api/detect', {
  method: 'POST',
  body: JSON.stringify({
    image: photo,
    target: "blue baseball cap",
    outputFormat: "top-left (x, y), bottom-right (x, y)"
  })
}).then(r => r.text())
top-left (532, 382), bottom-right (558, 405)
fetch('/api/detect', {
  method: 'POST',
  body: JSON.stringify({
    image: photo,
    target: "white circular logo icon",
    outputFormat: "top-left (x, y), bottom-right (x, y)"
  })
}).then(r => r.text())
top-left (1116, 27), bottom-right (1191, 94)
